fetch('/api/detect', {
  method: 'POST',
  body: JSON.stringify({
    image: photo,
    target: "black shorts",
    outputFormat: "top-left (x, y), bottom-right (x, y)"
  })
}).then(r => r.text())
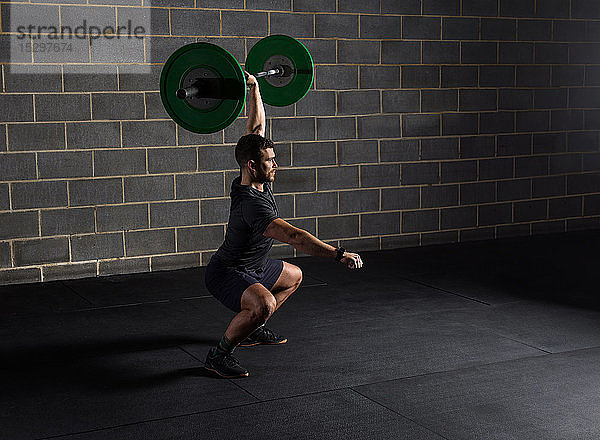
top-left (205, 257), bottom-right (284, 313)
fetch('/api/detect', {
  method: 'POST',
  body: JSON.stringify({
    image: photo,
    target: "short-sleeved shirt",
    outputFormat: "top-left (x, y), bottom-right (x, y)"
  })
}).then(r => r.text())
top-left (213, 176), bottom-right (279, 270)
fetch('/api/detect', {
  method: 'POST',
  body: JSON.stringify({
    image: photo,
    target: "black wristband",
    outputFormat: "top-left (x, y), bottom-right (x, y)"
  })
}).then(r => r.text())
top-left (335, 246), bottom-right (345, 262)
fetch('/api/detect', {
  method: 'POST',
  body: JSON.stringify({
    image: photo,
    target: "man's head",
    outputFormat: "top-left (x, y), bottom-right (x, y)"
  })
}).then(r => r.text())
top-left (236, 134), bottom-right (277, 183)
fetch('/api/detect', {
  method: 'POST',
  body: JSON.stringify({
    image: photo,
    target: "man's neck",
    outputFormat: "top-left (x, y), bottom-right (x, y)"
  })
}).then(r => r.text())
top-left (240, 171), bottom-right (264, 191)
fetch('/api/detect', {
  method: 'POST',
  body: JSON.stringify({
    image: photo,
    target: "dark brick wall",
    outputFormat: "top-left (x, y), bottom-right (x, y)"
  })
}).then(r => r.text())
top-left (1, 0), bottom-right (599, 284)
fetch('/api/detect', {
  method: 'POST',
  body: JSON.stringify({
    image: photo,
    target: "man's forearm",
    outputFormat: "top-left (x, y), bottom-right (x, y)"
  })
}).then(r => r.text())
top-left (290, 229), bottom-right (337, 259)
top-left (246, 84), bottom-right (265, 135)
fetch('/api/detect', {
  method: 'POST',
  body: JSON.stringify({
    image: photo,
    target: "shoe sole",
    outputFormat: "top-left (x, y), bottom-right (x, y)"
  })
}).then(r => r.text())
top-left (204, 366), bottom-right (249, 378)
top-left (239, 339), bottom-right (288, 347)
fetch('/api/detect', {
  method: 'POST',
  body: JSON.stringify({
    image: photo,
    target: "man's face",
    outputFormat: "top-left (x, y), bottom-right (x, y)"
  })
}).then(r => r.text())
top-left (251, 147), bottom-right (277, 183)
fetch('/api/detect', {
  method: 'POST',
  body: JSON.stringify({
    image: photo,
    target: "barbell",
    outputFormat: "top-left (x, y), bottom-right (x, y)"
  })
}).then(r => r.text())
top-left (160, 35), bottom-right (314, 134)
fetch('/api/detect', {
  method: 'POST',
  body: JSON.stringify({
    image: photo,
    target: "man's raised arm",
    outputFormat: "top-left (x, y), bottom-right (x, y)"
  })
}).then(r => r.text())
top-left (245, 73), bottom-right (265, 136)
top-left (263, 218), bottom-right (363, 269)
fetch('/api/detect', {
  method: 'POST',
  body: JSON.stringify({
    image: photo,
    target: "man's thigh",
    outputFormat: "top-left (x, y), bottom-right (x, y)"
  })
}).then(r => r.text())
top-left (271, 261), bottom-right (303, 293)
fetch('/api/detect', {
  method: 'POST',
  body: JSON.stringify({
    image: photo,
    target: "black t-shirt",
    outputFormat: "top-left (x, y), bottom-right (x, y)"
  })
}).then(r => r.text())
top-left (213, 176), bottom-right (279, 270)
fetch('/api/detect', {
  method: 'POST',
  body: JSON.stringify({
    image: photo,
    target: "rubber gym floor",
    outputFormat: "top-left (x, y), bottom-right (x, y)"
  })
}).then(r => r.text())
top-left (1, 229), bottom-right (599, 440)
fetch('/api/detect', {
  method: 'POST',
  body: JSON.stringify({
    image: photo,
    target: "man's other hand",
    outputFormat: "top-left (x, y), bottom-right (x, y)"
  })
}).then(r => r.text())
top-left (340, 252), bottom-right (363, 269)
top-left (245, 71), bottom-right (258, 88)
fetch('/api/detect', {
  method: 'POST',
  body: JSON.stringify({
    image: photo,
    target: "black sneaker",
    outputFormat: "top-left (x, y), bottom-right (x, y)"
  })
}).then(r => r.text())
top-left (204, 348), bottom-right (249, 378)
top-left (239, 326), bottom-right (287, 347)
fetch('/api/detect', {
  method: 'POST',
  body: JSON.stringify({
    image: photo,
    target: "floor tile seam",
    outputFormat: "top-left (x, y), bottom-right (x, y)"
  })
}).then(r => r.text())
top-left (59, 280), bottom-right (95, 306)
top-left (398, 276), bottom-right (493, 306)
top-left (348, 388), bottom-right (452, 440)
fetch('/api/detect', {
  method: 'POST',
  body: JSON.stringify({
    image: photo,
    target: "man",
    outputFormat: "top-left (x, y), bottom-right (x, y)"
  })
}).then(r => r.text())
top-left (204, 73), bottom-right (363, 378)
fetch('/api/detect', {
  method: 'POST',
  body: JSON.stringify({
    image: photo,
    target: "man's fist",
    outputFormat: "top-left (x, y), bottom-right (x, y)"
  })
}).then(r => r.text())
top-left (245, 71), bottom-right (258, 88)
top-left (340, 252), bottom-right (363, 269)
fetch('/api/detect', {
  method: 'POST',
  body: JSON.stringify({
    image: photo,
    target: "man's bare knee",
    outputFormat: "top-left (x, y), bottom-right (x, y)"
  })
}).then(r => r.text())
top-left (250, 295), bottom-right (276, 323)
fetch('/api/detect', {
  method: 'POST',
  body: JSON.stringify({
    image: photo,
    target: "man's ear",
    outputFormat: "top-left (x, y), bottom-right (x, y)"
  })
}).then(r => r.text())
top-left (247, 160), bottom-right (256, 174)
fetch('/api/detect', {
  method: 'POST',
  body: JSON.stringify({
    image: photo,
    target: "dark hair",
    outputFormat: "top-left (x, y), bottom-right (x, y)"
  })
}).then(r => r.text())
top-left (235, 134), bottom-right (274, 168)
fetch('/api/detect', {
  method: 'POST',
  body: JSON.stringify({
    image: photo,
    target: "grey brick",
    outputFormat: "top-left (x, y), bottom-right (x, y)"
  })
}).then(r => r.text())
top-left (550, 154), bottom-right (580, 174)
top-left (443, 17), bottom-right (479, 40)
top-left (463, 0), bottom-right (498, 16)
top-left (246, 0), bottom-right (290, 9)
top-left (0, 242), bottom-right (10, 268)
top-left (532, 175), bottom-right (566, 198)
top-left (535, 43), bottom-right (568, 64)
top-left (292, 142), bottom-right (336, 166)
top-left (441, 161), bottom-right (477, 183)
top-left (586, 66), bottom-right (600, 86)
top-left (317, 166), bottom-right (358, 190)
top-left (4, 65), bottom-right (62, 93)
top-left (402, 66), bottom-right (439, 89)
top-left (0, 184), bottom-right (8, 210)
top-left (1, 35), bottom-right (31, 63)
top-left (572, 0), bottom-right (600, 19)
top-left (498, 134), bottom-right (531, 156)
top-left (403, 209), bottom-right (439, 233)
top-left (117, 6), bottom-right (169, 37)
top-left (298, 39), bottom-right (337, 64)
top-left (360, 66), bottom-right (400, 89)
top-left (178, 126), bottom-right (223, 146)
top-left (381, 139), bottom-right (419, 162)
top-left (315, 14), bottom-right (358, 38)
top-left (12, 181), bottom-right (68, 209)
top-left (42, 262), bottom-right (97, 282)
top-left (401, 162), bottom-right (439, 185)
top-left (317, 118), bottom-right (356, 140)
top-left (382, 41), bottom-right (420, 64)
top-left (36, 94), bottom-right (90, 122)
top-left (197, 37), bottom-right (245, 63)
top-left (59, 5), bottom-right (115, 30)
top-left (422, 185), bottom-right (459, 208)
top-left (441, 206), bottom-right (477, 229)
top-left (358, 116), bottom-right (400, 139)
top-left (176, 172), bottom-right (224, 199)
top-left (338, 140), bottom-right (378, 164)
top-left (585, 110), bottom-right (600, 131)
top-left (117, 65), bottom-right (162, 92)
top-left (90, 38), bottom-right (144, 64)
top-left (360, 15), bottom-right (401, 39)
top-left (41, 207), bottom-right (95, 236)
top-left (382, 0), bottom-right (420, 13)
top-left (64, 65), bottom-right (118, 92)
top-left (422, 230), bottom-right (459, 245)
top-left (0, 125), bottom-right (5, 152)
top-left (97, 204), bottom-right (148, 232)
top-left (69, 178), bottom-right (123, 206)
top-left (514, 199), bottom-right (547, 221)
top-left (381, 187), bottom-right (420, 211)
top-left (125, 175), bottom-right (174, 203)
top-left (148, 147), bottom-right (196, 174)
top-left (151, 253), bottom-right (201, 272)
top-left (421, 138), bottom-right (459, 160)
top-left (150, 200), bottom-right (199, 227)
top-left (535, 131), bottom-right (567, 154)
top-left (403, 114), bottom-right (440, 137)
top-left (442, 66), bottom-right (478, 88)
top-left (272, 118), bottom-right (315, 142)
top-left (519, 19), bottom-right (552, 41)
top-left (516, 111), bottom-right (549, 132)
top-left (460, 227), bottom-right (495, 242)
top-left (221, 11), bottom-right (267, 36)
top-left (552, 65), bottom-right (584, 87)
top-left (422, 41), bottom-right (459, 64)
top-left (200, 198), bottom-right (230, 224)
top-left (422, 0), bottom-right (458, 14)
top-left (567, 132), bottom-right (598, 153)
top-left (501, 0), bottom-right (534, 17)
top-left (92, 93), bottom-right (144, 120)
top-left (569, 88), bottom-right (600, 109)
top-left (125, 228), bottom-right (175, 257)
top-left (422, 90), bottom-right (458, 113)
top-left (294, 0), bottom-right (335, 12)
top-left (584, 194), bottom-right (600, 215)
top-left (0, 95), bottom-right (34, 123)
top-left (536, 0), bottom-right (569, 18)
top-left (338, 0), bottom-right (379, 12)
top-left (99, 257), bottom-right (149, 276)
top-left (339, 189), bottom-right (378, 214)
top-left (480, 66), bottom-right (515, 87)
top-left (295, 192), bottom-right (337, 216)
top-left (480, 111), bottom-right (514, 134)
top-left (583, 152), bottom-right (600, 172)
top-left (479, 203), bottom-right (512, 226)
top-left (197, 146), bottom-right (239, 171)
top-left (339, 237), bottom-right (379, 252)
top-left (531, 220), bottom-right (565, 235)
top-left (274, 194), bottom-right (293, 218)
top-left (460, 90), bottom-right (497, 112)
top-left (460, 136), bottom-right (495, 158)
top-left (38, 151), bottom-right (93, 179)
top-left (0, 153), bottom-right (36, 181)
top-left (71, 232), bottom-right (123, 261)
top-left (270, 13), bottom-right (313, 38)
top-left (274, 143), bottom-right (291, 167)
top-left (462, 42), bottom-right (497, 64)
top-left (296, 91), bottom-right (336, 116)
top-left (515, 156), bottom-right (548, 178)
top-left (317, 215), bottom-right (358, 239)
top-left (548, 197), bottom-right (583, 219)
top-left (534, 89), bottom-right (567, 109)
top-left (338, 91), bottom-right (380, 115)
top-left (498, 179), bottom-right (531, 201)
top-left (146, 36), bottom-right (195, 64)
top-left (273, 168), bottom-right (315, 193)
top-left (361, 212), bottom-right (400, 236)
top-left (460, 182), bottom-right (496, 205)
top-left (479, 158), bottom-right (513, 180)
top-left (8, 123), bottom-right (65, 152)
top-left (67, 122), bottom-right (121, 149)
top-left (442, 113), bottom-right (478, 136)
top-left (382, 90), bottom-right (420, 114)
top-left (499, 89), bottom-right (533, 110)
top-left (94, 149), bottom-right (146, 177)
top-left (177, 225), bottom-right (224, 251)
top-left (567, 173), bottom-right (600, 194)
top-left (499, 42), bottom-right (534, 64)
top-left (481, 18), bottom-right (516, 40)
top-left (14, 237), bottom-right (69, 265)
top-left (170, 9), bottom-right (219, 36)
top-left (0, 267), bottom-right (41, 284)
top-left (0, 211), bottom-right (39, 240)
top-left (403, 16), bottom-right (440, 39)
top-left (517, 66), bottom-right (550, 87)
top-left (361, 164), bottom-right (401, 187)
